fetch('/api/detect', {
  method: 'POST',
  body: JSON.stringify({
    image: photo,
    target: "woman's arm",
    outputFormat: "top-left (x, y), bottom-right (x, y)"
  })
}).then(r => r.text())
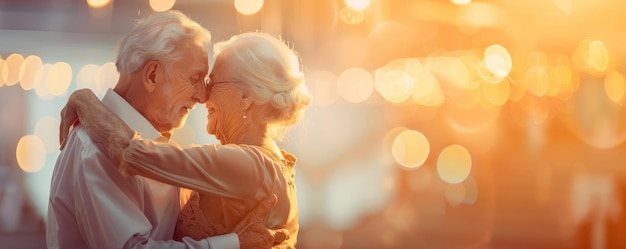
top-left (120, 140), bottom-right (266, 199)
top-left (59, 89), bottom-right (134, 166)
top-left (60, 89), bottom-right (266, 199)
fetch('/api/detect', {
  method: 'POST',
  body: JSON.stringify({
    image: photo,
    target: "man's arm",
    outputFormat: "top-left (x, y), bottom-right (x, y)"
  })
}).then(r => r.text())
top-left (65, 129), bottom-right (237, 249)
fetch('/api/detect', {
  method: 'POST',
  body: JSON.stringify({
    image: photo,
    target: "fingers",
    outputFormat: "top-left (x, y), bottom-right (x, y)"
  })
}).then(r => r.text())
top-left (249, 194), bottom-right (277, 224)
top-left (59, 107), bottom-right (70, 150)
top-left (59, 105), bottom-right (79, 150)
top-left (233, 194), bottom-right (278, 234)
top-left (271, 228), bottom-right (289, 244)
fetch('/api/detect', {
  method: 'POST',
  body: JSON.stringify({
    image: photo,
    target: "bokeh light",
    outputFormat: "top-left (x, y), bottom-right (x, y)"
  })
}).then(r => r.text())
top-left (34, 64), bottom-right (53, 99)
top-left (86, 0), bottom-right (111, 8)
top-left (2, 53), bottom-right (24, 86)
top-left (0, 55), bottom-right (4, 87)
top-left (16, 135), bottom-right (46, 173)
top-left (94, 62), bottom-right (119, 95)
top-left (572, 39), bottom-right (609, 74)
top-left (235, 0), bottom-right (264, 15)
top-left (484, 44), bottom-right (512, 79)
top-left (149, 0), bottom-right (176, 12)
top-left (437, 144), bottom-right (472, 184)
top-left (344, 0), bottom-right (370, 11)
top-left (337, 67), bottom-right (374, 103)
top-left (18, 55), bottom-right (43, 91)
top-left (46, 62), bottom-right (72, 96)
top-left (392, 129), bottom-right (430, 169)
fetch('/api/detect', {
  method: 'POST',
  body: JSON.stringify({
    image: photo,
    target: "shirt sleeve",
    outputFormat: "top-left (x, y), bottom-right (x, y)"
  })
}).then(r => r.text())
top-left (118, 135), bottom-right (266, 200)
top-left (66, 130), bottom-right (239, 249)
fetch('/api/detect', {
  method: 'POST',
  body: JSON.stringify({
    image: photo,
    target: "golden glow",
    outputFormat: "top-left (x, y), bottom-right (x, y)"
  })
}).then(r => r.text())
top-left (2, 53), bottom-right (24, 86)
top-left (484, 44), bottom-right (512, 78)
top-left (86, 0), bottom-right (111, 8)
top-left (392, 129), bottom-right (430, 169)
top-left (34, 117), bottom-right (60, 153)
top-left (235, 0), bottom-right (264, 15)
top-left (451, 0), bottom-right (471, 4)
top-left (337, 67), bottom-right (374, 103)
top-left (604, 71), bottom-right (625, 104)
top-left (412, 73), bottom-right (440, 106)
top-left (436, 144), bottom-right (472, 184)
top-left (16, 135), bottom-right (46, 173)
top-left (18, 55), bottom-right (43, 91)
top-left (554, 0), bottom-right (573, 14)
top-left (375, 69), bottom-right (414, 103)
top-left (344, 0), bottom-right (370, 11)
top-left (149, 0), bottom-right (176, 12)
top-left (95, 62), bottom-right (119, 95)
top-left (339, 7), bottom-right (365, 25)
top-left (382, 126), bottom-right (408, 161)
top-left (432, 52), bottom-right (481, 90)
top-left (307, 70), bottom-right (339, 107)
top-left (525, 65), bottom-right (550, 97)
top-left (451, 87), bottom-right (481, 110)
top-left (481, 79), bottom-right (510, 106)
top-left (573, 39), bottom-right (609, 74)
top-left (46, 62), bottom-right (72, 96)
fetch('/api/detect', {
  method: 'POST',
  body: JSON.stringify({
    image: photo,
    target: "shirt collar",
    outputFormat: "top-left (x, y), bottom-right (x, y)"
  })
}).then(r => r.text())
top-left (101, 88), bottom-right (161, 140)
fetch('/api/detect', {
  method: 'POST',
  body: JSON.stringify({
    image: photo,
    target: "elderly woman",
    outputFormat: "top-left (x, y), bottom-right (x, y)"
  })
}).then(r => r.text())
top-left (59, 32), bottom-right (311, 248)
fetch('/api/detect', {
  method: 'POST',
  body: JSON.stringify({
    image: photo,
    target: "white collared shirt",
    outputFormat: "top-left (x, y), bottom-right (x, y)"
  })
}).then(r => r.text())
top-left (46, 89), bottom-right (238, 249)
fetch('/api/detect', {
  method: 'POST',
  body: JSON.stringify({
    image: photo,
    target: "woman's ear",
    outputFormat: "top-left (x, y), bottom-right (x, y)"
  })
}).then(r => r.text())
top-left (242, 95), bottom-right (252, 111)
top-left (142, 60), bottom-right (161, 93)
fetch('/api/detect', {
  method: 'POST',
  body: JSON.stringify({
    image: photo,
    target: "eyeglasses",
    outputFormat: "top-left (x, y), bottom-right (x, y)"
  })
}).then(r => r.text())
top-left (205, 79), bottom-right (240, 96)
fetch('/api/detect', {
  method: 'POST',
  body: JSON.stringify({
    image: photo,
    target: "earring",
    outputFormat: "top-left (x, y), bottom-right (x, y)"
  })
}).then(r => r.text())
top-left (242, 109), bottom-right (247, 119)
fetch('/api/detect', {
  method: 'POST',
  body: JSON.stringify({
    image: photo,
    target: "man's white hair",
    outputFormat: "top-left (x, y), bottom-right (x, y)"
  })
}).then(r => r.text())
top-left (116, 10), bottom-right (211, 74)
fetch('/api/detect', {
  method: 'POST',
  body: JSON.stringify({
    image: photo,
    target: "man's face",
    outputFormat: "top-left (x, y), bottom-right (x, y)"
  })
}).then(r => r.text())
top-left (149, 40), bottom-right (208, 132)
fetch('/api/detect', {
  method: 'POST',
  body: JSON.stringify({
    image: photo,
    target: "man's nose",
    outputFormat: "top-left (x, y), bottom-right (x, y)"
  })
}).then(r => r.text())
top-left (194, 84), bottom-right (208, 103)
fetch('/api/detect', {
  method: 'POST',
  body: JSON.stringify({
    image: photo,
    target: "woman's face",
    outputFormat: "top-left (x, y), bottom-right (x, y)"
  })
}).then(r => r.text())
top-left (205, 57), bottom-right (242, 142)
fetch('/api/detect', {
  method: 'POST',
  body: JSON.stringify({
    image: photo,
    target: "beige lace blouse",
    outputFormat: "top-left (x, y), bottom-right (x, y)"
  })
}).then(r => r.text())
top-left (118, 134), bottom-right (299, 247)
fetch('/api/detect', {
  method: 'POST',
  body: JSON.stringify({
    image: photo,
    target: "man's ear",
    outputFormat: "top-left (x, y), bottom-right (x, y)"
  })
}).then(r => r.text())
top-left (142, 60), bottom-right (161, 93)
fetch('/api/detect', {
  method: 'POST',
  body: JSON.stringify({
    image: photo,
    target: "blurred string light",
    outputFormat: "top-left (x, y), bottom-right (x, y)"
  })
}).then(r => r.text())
top-left (150, 0), bottom-right (176, 12)
top-left (572, 39), bottom-right (609, 74)
top-left (35, 64), bottom-right (53, 99)
top-left (344, 0), bottom-right (370, 11)
top-left (86, 0), bottom-right (111, 8)
top-left (337, 67), bottom-right (374, 103)
top-left (483, 44), bottom-right (512, 80)
top-left (16, 135), bottom-right (46, 173)
top-left (553, 0), bottom-right (574, 15)
top-left (2, 53), bottom-right (24, 86)
top-left (436, 144), bottom-right (472, 184)
top-left (391, 129), bottom-right (430, 170)
top-left (18, 55), bottom-right (43, 91)
top-left (451, 0), bottom-right (471, 5)
top-left (46, 62), bottom-right (73, 96)
top-left (235, 0), bottom-right (264, 15)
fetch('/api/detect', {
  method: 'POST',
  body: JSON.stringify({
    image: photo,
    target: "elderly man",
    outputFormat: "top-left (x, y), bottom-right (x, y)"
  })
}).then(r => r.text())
top-left (47, 11), bottom-right (286, 249)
